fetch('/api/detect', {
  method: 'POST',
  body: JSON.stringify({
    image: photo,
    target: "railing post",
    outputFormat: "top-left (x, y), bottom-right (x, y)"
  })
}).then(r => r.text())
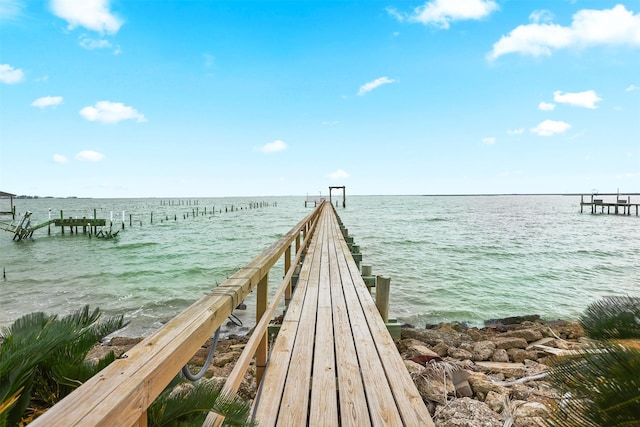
top-left (285, 245), bottom-right (292, 305)
top-left (256, 273), bottom-right (269, 384)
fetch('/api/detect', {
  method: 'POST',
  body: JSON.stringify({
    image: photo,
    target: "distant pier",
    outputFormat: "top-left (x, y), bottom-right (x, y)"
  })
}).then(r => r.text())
top-left (580, 193), bottom-right (640, 216)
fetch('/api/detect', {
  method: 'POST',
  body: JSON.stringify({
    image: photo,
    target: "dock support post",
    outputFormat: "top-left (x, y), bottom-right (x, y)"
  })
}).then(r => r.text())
top-left (375, 276), bottom-right (391, 323)
top-left (256, 273), bottom-right (269, 385)
top-left (284, 245), bottom-right (292, 305)
top-left (362, 265), bottom-right (375, 293)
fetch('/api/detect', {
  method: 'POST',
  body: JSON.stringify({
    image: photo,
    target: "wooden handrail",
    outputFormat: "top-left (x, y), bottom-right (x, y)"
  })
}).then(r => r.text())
top-left (30, 202), bottom-right (325, 427)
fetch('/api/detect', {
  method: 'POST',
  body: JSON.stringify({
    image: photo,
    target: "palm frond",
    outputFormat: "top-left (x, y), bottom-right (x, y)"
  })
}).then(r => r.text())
top-left (0, 306), bottom-right (127, 425)
top-left (579, 296), bottom-right (640, 340)
top-left (148, 376), bottom-right (253, 427)
top-left (546, 342), bottom-right (640, 426)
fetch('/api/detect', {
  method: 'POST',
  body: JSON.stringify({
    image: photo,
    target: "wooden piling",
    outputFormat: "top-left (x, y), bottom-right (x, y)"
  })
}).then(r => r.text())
top-left (375, 275), bottom-right (391, 323)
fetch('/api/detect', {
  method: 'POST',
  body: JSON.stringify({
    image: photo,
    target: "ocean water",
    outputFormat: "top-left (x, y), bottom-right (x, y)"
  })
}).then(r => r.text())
top-left (1, 195), bottom-right (638, 337)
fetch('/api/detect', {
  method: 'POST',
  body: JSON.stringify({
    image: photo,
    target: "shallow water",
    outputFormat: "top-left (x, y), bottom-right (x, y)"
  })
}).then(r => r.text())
top-left (1, 195), bottom-right (638, 337)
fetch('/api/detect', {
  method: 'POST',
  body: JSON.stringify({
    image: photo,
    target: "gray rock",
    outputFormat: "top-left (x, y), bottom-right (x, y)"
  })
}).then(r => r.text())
top-left (448, 347), bottom-right (474, 361)
top-left (433, 342), bottom-right (450, 357)
top-left (485, 390), bottom-right (509, 413)
top-left (402, 326), bottom-right (472, 348)
top-left (514, 401), bottom-right (550, 418)
top-left (514, 417), bottom-right (546, 427)
top-left (503, 328), bottom-right (544, 342)
top-left (492, 336), bottom-right (528, 350)
top-left (491, 348), bottom-right (510, 362)
top-left (507, 348), bottom-right (539, 363)
top-left (511, 383), bottom-right (533, 401)
top-left (460, 342), bottom-right (474, 353)
top-left (467, 373), bottom-right (508, 401)
top-left (433, 397), bottom-right (503, 427)
top-left (473, 340), bottom-right (496, 361)
top-left (475, 362), bottom-right (527, 378)
top-left (407, 343), bottom-right (442, 359)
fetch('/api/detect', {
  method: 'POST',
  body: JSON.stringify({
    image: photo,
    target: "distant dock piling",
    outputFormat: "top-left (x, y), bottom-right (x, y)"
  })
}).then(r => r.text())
top-left (3, 199), bottom-right (278, 240)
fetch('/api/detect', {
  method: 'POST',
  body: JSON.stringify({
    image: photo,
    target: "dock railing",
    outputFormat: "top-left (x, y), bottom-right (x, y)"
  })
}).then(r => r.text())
top-left (30, 202), bottom-right (325, 427)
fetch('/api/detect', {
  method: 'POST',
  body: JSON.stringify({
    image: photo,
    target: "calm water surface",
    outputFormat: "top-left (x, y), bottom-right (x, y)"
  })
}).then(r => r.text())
top-left (1, 195), bottom-right (638, 337)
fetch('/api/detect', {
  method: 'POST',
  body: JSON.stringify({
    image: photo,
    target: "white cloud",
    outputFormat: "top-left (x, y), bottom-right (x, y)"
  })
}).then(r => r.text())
top-left (530, 119), bottom-right (571, 136)
top-left (489, 4), bottom-right (640, 60)
top-left (529, 10), bottom-right (554, 24)
top-left (507, 128), bottom-right (525, 135)
top-left (553, 90), bottom-right (602, 109)
top-left (52, 154), bottom-right (68, 163)
top-left (358, 76), bottom-right (395, 96)
top-left (75, 150), bottom-right (105, 162)
top-left (538, 101), bottom-right (556, 111)
top-left (51, 0), bottom-right (123, 34)
top-left (79, 35), bottom-right (112, 50)
top-left (482, 137), bottom-right (496, 144)
top-left (626, 84), bottom-right (640, 92)
top-left (390, 0), bottom-right (498, 29)
top-left (0, 64), bottom-right (25, 84)
top-left (31, 96), bottom-right (63, 108)
top-left (259, 140), bottom-right (287, 154)
top-left (80, 101), bottom-right (146, 123)
top-left (328, 169), bottom-right (350, 180)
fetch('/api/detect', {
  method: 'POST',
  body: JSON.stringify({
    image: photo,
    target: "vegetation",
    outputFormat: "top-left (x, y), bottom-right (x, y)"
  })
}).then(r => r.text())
top-left (148, 375), bottom-right (255, 427)
top-left (546, 296), bottom-right (640, 427)
top-left (0, 306), bottom-right (127, 426)
top-left (0, 306), bottom-right (254, 426)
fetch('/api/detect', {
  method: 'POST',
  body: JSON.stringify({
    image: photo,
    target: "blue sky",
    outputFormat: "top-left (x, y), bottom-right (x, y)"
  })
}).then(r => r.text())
top-left (1, 0), bottom-right (639, 197)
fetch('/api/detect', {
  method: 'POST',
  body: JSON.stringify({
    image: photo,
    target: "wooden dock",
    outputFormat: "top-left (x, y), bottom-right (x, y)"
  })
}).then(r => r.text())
top-left (580, 193), bottom-right (640, 216)
top-left (250, 203), bottom-right (430, 426)
top-left (30, 201), bottom-right (433, 426)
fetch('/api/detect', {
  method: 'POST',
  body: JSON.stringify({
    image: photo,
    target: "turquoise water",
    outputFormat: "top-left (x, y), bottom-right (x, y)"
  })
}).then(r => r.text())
top-left (1, 195), bottom-right (638, 337)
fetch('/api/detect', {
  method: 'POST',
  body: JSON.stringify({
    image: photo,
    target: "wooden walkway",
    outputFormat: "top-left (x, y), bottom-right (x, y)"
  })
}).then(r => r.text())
top-left (252, 204), bottom-right (433, 426)
top-left (29, 201), bottom-right (433, 427)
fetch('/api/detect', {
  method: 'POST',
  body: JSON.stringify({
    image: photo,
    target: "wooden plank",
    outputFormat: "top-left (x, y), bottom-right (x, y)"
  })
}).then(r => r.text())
top-left (327, 214), bottom-right (372, 427)
top-left (330, 220), bottom-right (403, 426)
top-left (251, 220), bottom-right (322, 425)
top-left (334, 214), bottom-right (434, 427)
top-left (309, 209), bottom-right (339, 426)
top-left (252, 206), bottom-right (326, 425)
top-left (275, 212), bottom-right (325, 427)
